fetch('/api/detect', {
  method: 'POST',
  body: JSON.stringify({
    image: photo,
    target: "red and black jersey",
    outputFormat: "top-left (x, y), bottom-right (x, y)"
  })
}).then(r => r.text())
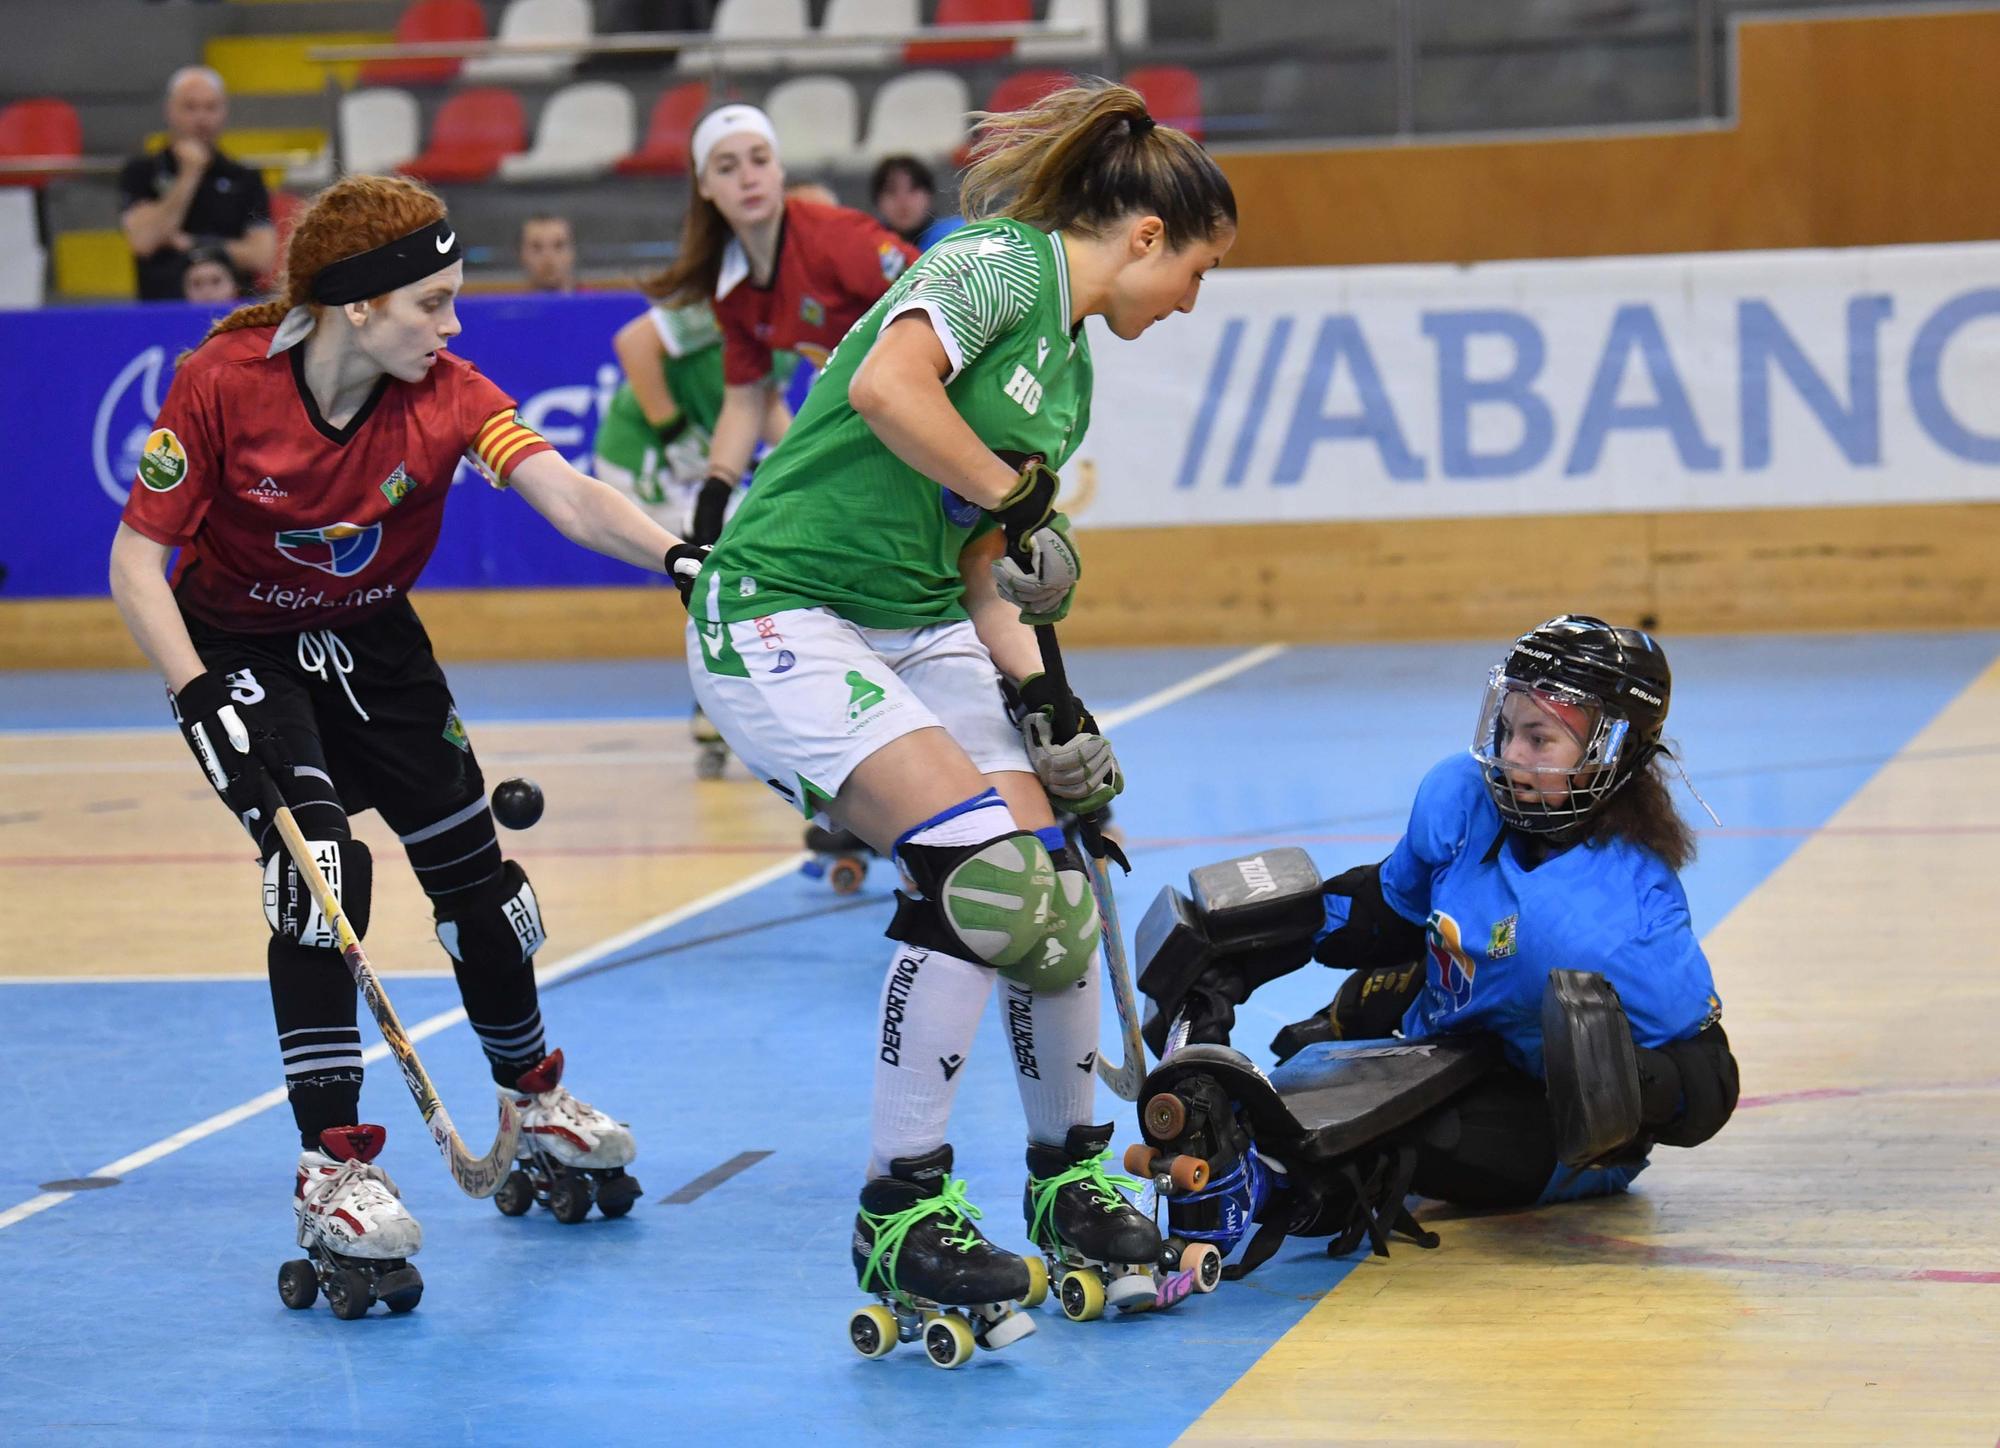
top-left (120, 325), bottom-right (551, 634)
top-left (712, 198), bottom-right (918, 385)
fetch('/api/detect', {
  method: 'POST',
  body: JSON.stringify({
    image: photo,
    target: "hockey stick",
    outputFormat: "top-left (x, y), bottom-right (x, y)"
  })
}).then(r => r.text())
top-left (1031, 623), bottom-right (1147, 1102)
top-left (270, 803), bottom-right (521, 1198)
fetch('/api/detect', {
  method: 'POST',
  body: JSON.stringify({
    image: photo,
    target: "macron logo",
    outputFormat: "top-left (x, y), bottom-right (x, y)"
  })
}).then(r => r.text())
top-left (435, 230), bottom-right (455, 253)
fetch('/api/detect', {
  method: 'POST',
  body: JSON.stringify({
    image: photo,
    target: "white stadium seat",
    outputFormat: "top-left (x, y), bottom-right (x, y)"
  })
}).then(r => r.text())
top-left (856, 70), bottom-right (969, 166)
top-left (0, 189), bottom-right (44, 308)
top-left (816, 0), bottom-right (918, 68)
top-left (1018, 0), bottom-right (1148, 60)
top-left (679, 0), bottom-right (809, 73)
top-left (763, 75), bottom-right (860, 170)
top-left (464, 0), bottom-right (592, 83)
top-left (338, 87), bottom-right (421, 176)
top-left (498, 81), bottom-right (638, 181)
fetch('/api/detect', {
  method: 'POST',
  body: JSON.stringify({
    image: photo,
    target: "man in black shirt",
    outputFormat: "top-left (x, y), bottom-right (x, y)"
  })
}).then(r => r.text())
top-left (118, 66), bottom-right (276, 302)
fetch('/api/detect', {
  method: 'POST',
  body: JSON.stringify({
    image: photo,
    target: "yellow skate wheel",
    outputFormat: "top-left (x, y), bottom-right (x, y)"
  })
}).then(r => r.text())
top-left (1059, 1268), bottom-right (1106, 1322)
top-left (1021, 1253), bottom-right (1049, 1309)
top-left (923, 1312), bottom-right (976, 1368)
top-left (848, 1304), bottom-right (897, 1360)
top-left (1181, 1241), bottom-right (1223, 1293)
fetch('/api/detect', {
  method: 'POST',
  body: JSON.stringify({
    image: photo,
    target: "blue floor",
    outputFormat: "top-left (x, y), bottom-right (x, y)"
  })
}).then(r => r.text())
top-left (3, 633), bottom-right (1995, 1445)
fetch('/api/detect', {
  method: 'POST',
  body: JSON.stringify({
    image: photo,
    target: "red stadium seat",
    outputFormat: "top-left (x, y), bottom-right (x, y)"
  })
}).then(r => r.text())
top-left (0, 98), bottom-right (83, 188)
top-left (905, 0), bottom-right (1029, 65)
top-left (398, 89), bottom-right (526, 183)
top-left (1124, 64), bottom-right (1203, 142)
top-left (361, 0), bottom-right (489, 87)
top-left (614, 81), bottom-right (709, 177)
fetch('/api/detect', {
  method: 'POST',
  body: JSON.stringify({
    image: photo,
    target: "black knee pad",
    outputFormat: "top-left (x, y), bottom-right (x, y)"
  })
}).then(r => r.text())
top-left (1640, 1022), bottom-right (1739, 1148)
top-left (434, 859), bottom-right (546, 967)
top-left (263, 836), bottom-right (372, 945)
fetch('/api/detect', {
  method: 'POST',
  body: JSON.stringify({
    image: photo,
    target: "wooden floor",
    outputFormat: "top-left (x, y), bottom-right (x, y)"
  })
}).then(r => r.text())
top-left (0, 720), bottom-right (804, 983)
top-left (1187, 658), bottom-right (2000, 1447)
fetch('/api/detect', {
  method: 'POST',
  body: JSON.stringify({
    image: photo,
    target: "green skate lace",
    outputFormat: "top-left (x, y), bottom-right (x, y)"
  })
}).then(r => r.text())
top-left (859, 1175), bottom-right (988, 1299)
top-left (1027, 1151), bottom-right (1142, 1253)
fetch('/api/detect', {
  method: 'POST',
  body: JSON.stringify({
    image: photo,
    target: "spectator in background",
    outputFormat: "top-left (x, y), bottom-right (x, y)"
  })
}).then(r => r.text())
top-left (518, 213), bottom-right (577, 293)
top-left (180, 244), bottom-right (241, 303)
top-left (868, 154), bottom-right (963, 254)
top-left (119, 67), bottom-right (276, 302)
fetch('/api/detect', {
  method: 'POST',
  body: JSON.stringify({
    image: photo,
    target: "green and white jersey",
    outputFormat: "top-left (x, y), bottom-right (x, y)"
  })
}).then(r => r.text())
top-left (695, 217), bottom-right (1093, 630)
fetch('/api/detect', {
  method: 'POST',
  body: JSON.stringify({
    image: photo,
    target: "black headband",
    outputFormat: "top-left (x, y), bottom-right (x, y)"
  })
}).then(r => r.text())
top-left (311, 218), bottom-right (462, 305)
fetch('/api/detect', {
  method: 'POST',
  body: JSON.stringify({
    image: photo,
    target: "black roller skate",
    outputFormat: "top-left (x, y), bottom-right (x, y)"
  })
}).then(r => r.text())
top-left (492, 1050), bottom-right (644, 1223)
top-left (281, 1125), bottom-right (424, 1320)
top-left (691, 704), bottom-right (729, 779)
top-left (849, 1146), bottom-right (1039, 1369)
top-left (1024, 1123), bottom-right (1186, 1319)
top-left (1135, 1072), bottom-right (1270, 1287)
top-left (801, 823), bottom-right (875, 894)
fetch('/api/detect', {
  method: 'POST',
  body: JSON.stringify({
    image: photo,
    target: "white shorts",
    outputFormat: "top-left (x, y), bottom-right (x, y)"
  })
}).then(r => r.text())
top-left (686, 607), bottom-right (1032, 816)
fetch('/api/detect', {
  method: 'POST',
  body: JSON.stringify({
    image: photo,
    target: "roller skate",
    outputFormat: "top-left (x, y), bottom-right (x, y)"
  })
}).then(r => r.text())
top-left (492, 1049), bottom-right (643, 1223)
top-left (279, 1124), bottom-right (424, 1320)
top-left (1135, 1072), bottom-right (1274, 1285)
top-left (801, 823), bottom-right (874, 894)
top-left (849, 1146), bottom-right (1039, 1369)
top-left (691, 704), bottom-right (729, 779)
top-left (1025, 1123), bottom-right (1200, 1318)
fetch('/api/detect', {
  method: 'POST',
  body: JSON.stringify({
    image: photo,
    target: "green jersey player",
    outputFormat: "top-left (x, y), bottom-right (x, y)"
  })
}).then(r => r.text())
top-left (671, 81), bottom-right (1237, 1361)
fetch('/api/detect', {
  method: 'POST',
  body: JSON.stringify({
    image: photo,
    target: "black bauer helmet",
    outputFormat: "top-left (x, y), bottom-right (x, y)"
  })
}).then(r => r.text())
top-left (1470, 614), bottom-right (1672, 837)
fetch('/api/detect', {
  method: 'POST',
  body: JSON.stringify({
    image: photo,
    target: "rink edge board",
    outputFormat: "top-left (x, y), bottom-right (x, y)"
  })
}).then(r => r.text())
top-left (8, 501), bottom-right (1998, 670)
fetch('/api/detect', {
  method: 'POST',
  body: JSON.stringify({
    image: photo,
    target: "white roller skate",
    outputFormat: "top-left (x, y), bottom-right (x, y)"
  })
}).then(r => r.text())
top-left (493, 1049), bottom-right (643, 1223)
top-left (279, 1124), bottom-right (424, 1320)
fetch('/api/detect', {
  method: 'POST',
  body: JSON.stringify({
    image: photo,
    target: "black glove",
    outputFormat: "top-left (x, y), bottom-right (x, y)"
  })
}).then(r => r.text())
top-left (688, 472), bottom-right (734, 548)
top-left (1311, 862), bottom-right (1429, 970)
top-left (170, 668), bottom-right (275, 831)
top-left (667, 542), bottom-right (709, 609)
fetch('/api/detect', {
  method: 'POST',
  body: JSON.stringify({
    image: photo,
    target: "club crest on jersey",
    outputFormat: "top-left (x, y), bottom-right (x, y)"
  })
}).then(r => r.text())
top-left (878, 242), bottom-right (908, 280)
top-left (798, 295), bottom-right (825, 328)
top-left (137, 427), bottom-right (188, 492)
top-left (1488, 914), bottom-right (1518, 959)
top-left (1425, 910), bottom-right (1476, 1011)
top-left (275, 521), bottom-right (382, 577)
top-left (378, 463), bottom-right (417, 507)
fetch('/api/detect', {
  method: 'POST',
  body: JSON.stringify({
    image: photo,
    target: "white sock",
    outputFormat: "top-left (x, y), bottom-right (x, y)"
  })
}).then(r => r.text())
top-left (1003, 960), bottom-right (1103, 1148)
top-left (868, 944), bottom-right (995, 1177)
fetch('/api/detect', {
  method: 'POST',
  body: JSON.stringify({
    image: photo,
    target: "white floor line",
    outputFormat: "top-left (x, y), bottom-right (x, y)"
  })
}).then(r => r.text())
top-left (0, 643), bottom-right (1286, 1233)
top-left (0, 970), bottom-right (460, 987)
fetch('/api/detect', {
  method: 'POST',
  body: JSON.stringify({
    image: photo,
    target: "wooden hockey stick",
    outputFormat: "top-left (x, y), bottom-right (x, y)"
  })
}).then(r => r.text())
top-left (271, 804), bottom-right (520, 1198)
top-left (1031, 624), bottom-right (1147, 1102)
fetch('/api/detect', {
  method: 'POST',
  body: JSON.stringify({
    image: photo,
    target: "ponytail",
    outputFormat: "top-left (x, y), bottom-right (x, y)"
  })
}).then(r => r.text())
top-left (959, 79), bottom-right (1235, 249)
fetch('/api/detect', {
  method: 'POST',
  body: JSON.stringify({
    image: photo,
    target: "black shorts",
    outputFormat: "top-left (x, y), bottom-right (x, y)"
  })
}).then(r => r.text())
top-left (180, 596), bottom-right (486, 836)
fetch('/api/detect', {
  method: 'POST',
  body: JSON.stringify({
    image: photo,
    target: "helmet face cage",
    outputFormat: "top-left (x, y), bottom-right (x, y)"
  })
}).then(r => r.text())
top-left (1471, 669), bottom-right (1636, 835)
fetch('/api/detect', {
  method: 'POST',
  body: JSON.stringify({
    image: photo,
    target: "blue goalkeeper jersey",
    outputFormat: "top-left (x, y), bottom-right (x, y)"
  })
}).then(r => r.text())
top-left (1322, 752), bottom-right (1721, 1080)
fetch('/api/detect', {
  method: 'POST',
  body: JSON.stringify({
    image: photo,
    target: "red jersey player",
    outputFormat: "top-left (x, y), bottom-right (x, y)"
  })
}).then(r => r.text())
top-left (638, 102), bottom-right (919, 549)
top-left (107, 175), bottom-right (704, 1318)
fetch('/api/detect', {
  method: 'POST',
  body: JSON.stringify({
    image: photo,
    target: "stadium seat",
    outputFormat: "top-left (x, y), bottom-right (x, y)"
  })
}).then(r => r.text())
top-left (679, 0), bottom-right (808, 74)
top-left (817, 0), bottom-right (917, 68)
top-left (499, 81), bottom-right (637, 181)
top-left (338, 88), bottom-right (422, 175)
top-left (1018, 0), bottom-right (1147, 60)
top-left (984, 68), bottom-right (1072, 115)
top-left (905, 0), bottom-right (1028, 64)
top-left (615, 81), bottom-right (709, 176)
top-left (764, 76), bottom-right (860, 170)
top-left (1125, 64), bottom-right (1203, 141)
top-left (858, 70), bottom-right (969, 166)
top-left (0, 98), bottom-right (82, 188)
top-left (0, 189), bottom-right (44, 305)
top-left (361, 0), bottom-right (488, 87)
top-left (464, 0), bottom-right (591, 83)
top-left (398, 89), bottom-right (526, 183)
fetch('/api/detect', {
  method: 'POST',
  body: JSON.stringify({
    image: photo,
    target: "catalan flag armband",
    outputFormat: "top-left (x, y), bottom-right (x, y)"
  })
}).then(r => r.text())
top-left (469, 408), bottom-right (551, 487)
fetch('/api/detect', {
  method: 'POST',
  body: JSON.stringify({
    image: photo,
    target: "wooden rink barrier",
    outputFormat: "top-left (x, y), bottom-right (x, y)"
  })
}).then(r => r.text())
top-left (7, 501), bottom-right (1995, 670)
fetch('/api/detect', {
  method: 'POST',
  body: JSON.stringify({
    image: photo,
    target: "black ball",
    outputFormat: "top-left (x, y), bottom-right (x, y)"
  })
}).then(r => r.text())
top-left (491, 777), bottom-right (544, 830)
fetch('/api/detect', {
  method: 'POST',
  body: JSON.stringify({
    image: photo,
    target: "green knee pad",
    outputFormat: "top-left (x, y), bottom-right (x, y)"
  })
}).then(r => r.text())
top-left (997, 865), bottom-right (1100, 992)
top-left (937, 833), bottom-right (1061, 970)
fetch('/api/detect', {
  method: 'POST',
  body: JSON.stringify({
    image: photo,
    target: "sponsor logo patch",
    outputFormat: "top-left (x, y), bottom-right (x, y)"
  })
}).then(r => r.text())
top-left (247, 475), bottom-right (288, 502)
top-left (442, 706), bottom-right (470, 753)
top-left (798, 295), bottom-right (825, 328)
top-left (771, 649), bottom-right (797, 674)
top-left (137, 427), bottom-right (188, 492)
top-left (1488, 914), bottom-right (1518, 959)
top-left (275, 522), bottom-right (382, 578)
top-left (845, 671), bottom-right (886, 722)
top-left (878, 242), bottom-right (908, 280)
top-left (378, 463), bottom-right (417, 507)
